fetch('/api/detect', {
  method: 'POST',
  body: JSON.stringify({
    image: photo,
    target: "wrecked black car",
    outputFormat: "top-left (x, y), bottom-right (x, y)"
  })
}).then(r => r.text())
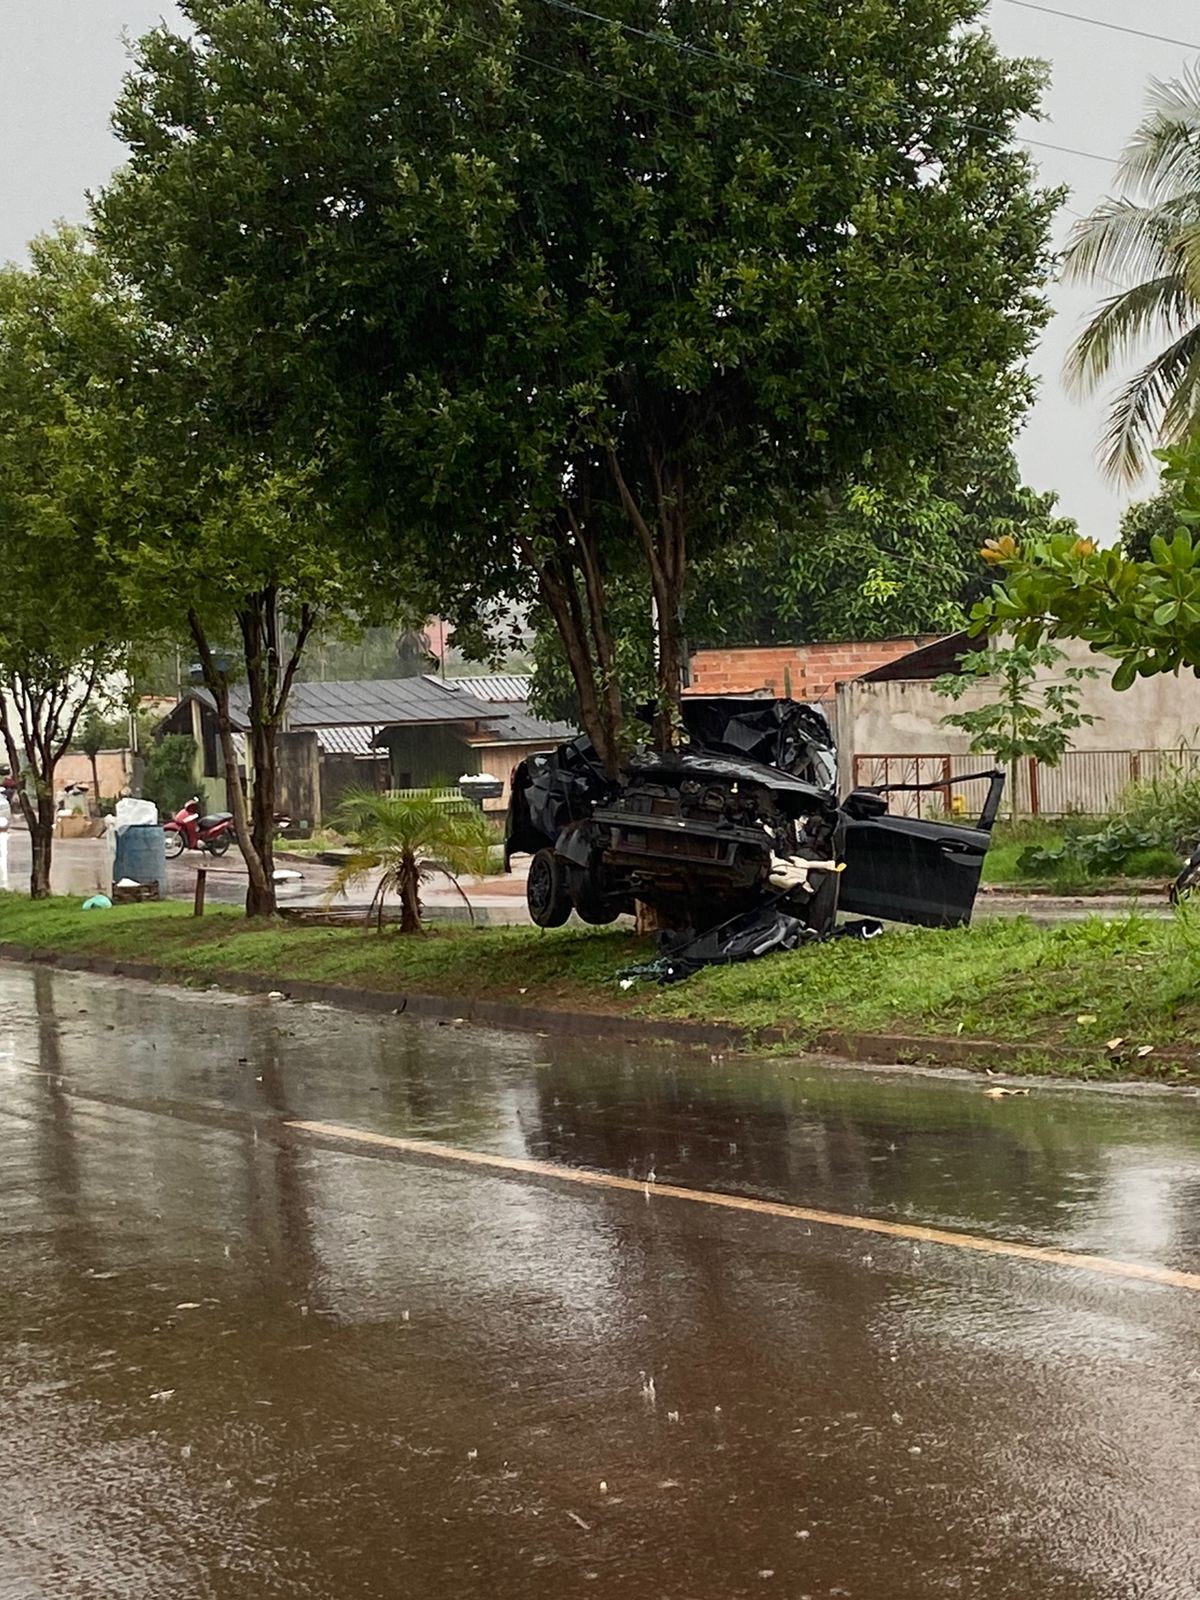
top-left (505, 697), bottom-right (1004, 973)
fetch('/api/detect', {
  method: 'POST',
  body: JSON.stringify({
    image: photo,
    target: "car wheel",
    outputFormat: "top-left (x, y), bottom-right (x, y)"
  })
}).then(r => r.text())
top-left (528, 848), bottom-right (572, 928)
top-left (572, 880), bottom-right (620, 925)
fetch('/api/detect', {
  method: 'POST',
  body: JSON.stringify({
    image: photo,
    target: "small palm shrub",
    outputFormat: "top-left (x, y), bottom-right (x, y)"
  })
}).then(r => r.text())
top-left (327, 788), bottom-right (494, 933)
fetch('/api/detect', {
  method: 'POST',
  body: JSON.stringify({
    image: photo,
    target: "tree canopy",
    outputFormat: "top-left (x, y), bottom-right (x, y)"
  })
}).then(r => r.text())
top-left (1119, 482), bottom-right (1183, 563)
top-left (689, 443), bottom-right (1074, 648)
top-left (99, 0), bottom-right (1060, 768)
top-left (974, 442), bottom-right (1200, 690)
top-left (0, 231), bottom-right (142, 894)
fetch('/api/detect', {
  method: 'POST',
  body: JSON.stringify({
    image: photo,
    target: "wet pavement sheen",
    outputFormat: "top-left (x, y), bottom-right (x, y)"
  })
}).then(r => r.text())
top-left (2, 963), bottom-right (1199, 1598)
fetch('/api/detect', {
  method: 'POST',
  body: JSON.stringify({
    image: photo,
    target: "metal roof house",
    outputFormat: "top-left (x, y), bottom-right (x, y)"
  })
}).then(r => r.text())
top-left (159, 676), bottom-right (575, 826)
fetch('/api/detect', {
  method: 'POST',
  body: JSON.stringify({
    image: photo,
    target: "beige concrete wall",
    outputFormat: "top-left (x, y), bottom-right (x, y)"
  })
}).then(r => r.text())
top-left (53, 750), bottom-right (135, 801)
top-left (836, 638), bottom-right (1200, 806)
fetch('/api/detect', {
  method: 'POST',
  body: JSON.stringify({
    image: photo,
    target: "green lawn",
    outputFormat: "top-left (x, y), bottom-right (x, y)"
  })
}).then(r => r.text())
top-left (3, 892), bottom-right (1200, 1081)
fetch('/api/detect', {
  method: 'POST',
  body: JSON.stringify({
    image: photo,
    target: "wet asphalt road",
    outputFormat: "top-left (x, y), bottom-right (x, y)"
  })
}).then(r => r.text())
top-left (3, 964), bottom-right (1200, 1599)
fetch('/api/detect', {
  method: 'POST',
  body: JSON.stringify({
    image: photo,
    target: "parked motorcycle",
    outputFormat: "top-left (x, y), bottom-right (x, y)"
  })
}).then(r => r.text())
top-left (1171, 843), bottom-right (1200, 904)
top-left (163, 797), bottom-right (236, 859)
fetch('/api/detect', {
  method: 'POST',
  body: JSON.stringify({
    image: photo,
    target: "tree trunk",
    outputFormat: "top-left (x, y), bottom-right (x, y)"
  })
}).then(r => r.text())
top-left (246, 715), bottom-right (278, 918)
top-left (569, 509), bottom-right (626, 769)
top-left (218, 697), bottom-right (275, 915)
top-left (652, 594), bottom-right (686, 753)
top-left (635, 900), bottom-right (671, 936)
top-left (29, 793), bottom-right (54, 899)
top-left (399, 855), bottom-right (422, 934)
top-left (188, 610), bottom-right (275, 917)
top-left (0, 660), bottom-right (99, 901)
top-left (607, 447), bottom-right (687, 752)
top-left (89, 753), bottom-right (101, 804)
top-left (528, 536), bottom-right (622, 776)
top-left (189, 594), bottom-right (315, 921)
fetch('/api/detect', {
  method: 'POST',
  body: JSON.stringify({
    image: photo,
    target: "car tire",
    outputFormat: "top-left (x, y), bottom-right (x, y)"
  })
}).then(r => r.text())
top-left (528, 848), bottom-right (572, 928)
top-left (572, 880), bottom-right (620, 925)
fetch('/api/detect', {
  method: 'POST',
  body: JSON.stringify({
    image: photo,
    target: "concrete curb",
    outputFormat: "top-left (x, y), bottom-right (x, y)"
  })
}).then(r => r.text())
top-left (2, 940), bottom-right (1196, 1080)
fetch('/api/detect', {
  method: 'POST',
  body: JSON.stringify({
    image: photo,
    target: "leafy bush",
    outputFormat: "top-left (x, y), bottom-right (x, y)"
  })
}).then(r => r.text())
top-left (1121, 846), bottom-right (1182, 878)
top-left (1017, 819), bottom-right (1182, 882)
top-left (142, 735), bottom-right (203, 820)
top-left (1007, 766), bottom-right (1200, 883)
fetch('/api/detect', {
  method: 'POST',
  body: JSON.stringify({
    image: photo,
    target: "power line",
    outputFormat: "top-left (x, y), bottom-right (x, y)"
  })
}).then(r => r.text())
top-left (1018, 136), bottom-right (1120, 165)
top-left (529, 0), bottom-right (1120, 167)
top-left (994, 0), bottom-right (1200, 53)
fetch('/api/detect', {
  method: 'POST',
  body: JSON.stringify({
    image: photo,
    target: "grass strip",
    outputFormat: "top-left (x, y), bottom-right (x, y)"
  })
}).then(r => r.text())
top-left (2, 892), bottom-right (1198, 1082)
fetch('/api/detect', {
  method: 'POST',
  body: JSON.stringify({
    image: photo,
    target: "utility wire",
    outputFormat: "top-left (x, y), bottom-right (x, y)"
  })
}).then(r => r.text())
top-left (529, 0), bottom-right (1120, 167)
top-left (994, 0), bottom-right (1200, 53)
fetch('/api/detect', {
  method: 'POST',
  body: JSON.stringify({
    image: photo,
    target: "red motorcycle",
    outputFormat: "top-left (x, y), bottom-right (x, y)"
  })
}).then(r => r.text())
top-left (163, 797), bottom-right (236, 859)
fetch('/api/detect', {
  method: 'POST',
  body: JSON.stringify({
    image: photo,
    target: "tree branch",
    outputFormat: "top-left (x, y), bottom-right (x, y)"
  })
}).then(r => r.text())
top-left (273, 602), bottom-right (316, 723)
top-left (607, 447), bottom-right (663, 586)
top-left (52, 655), bottom-right (102, 766)
top-left (0, 695), bottom-right (35, 833)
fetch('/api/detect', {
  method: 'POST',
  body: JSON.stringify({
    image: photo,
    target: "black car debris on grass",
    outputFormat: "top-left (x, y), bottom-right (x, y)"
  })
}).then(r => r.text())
top-left (505, 698), bottom-right (1005, 981)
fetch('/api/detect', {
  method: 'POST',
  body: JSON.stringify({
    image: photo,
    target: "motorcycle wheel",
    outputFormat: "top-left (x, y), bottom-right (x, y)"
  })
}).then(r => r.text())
top-left (1170, 849), bottom-right (1200, 904)
top-left (207, 835), bottom-right (233, 857)
top-left (164, 829), bottom-right (186, 860)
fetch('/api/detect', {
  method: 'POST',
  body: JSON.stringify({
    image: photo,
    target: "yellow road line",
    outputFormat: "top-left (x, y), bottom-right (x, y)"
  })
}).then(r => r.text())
top-left (287, 1119), bottom-right (1200, 1294)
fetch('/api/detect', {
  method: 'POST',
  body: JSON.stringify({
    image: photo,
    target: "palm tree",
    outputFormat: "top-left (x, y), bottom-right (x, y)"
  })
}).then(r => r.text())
top-left (1064, 65), bottom-right (1200, 481)
top-left (326, 788), bottom-right (495, 933)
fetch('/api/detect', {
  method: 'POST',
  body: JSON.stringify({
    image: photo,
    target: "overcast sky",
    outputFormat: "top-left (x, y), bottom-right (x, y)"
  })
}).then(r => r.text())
top-left (1, 0), bottom-right (1197, 540)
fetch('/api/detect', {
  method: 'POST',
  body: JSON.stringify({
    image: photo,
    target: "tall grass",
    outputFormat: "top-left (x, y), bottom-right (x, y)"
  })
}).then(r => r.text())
top-left (1106, 765), bottom-right (1200, 854)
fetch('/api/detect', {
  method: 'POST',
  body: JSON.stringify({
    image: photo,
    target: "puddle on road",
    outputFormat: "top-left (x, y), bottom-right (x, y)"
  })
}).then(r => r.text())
top-left (1, 964), bottom-right (1199, 1600)
top-left (5, 960), bottom-right (1198, 1272)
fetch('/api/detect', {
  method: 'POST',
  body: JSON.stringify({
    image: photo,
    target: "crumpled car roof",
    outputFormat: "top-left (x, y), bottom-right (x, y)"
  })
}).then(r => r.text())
top-left (675, 697), bottom-right (836, 790)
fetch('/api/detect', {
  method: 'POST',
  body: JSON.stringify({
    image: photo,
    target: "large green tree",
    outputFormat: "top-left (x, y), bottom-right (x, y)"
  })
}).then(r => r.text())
top-left (100, 0), bottom-right (1058, 769)
top-left (21, 251), bottom-right (386, 916)
top-left (81, 349), bottom-right (381, 917)
top-left (0, 232), bottom-right (140, 897)
top-left (689, 444), bottom-right (1074, 648)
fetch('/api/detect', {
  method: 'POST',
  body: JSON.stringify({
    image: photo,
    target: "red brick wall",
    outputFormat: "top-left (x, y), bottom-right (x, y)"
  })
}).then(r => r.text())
top-left (686, 637), bottom-right (942, 700)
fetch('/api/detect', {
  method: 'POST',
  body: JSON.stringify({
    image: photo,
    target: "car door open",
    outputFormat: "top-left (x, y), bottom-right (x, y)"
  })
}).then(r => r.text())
top-left (837, 771), bottom-right (1005, 929)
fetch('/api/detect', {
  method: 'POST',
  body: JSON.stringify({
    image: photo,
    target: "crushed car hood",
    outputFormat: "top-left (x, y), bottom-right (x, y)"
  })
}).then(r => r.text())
top-left (626, 748), bottom-right (838, 815)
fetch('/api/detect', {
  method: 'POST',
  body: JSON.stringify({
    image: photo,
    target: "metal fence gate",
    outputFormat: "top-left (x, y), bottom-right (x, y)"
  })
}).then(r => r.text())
top-left (851, 748), bottom-right (1200, 820)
